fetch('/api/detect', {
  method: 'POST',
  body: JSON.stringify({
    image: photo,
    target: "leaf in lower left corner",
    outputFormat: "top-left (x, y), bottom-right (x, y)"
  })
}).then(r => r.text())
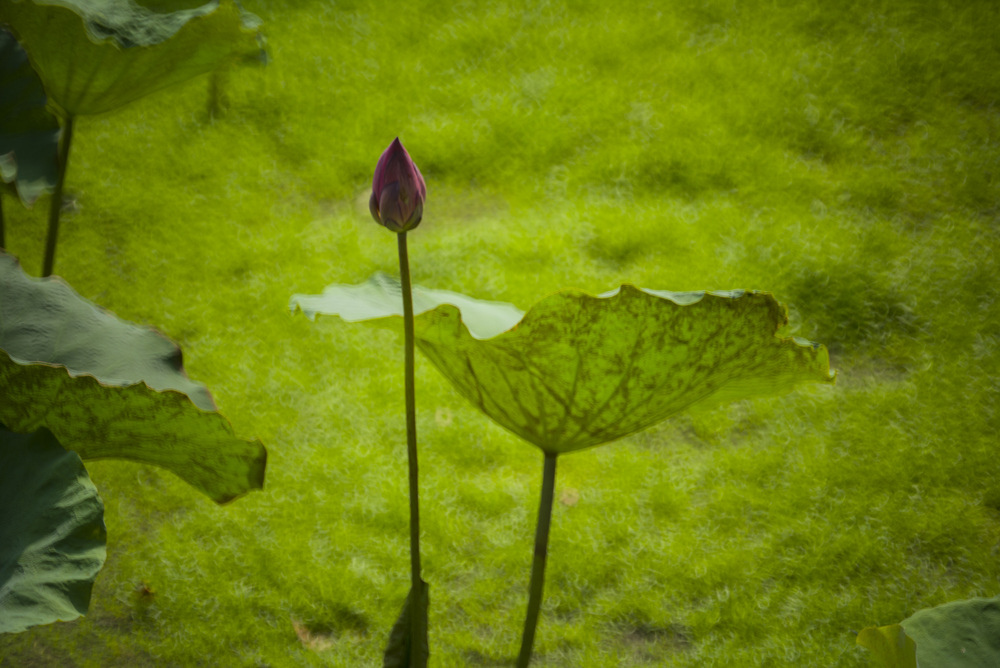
top-left (0, 426), bottom-right (107, 634)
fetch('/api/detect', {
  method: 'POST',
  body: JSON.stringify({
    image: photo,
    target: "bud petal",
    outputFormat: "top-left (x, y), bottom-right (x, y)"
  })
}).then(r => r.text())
top-left (379, 181), bottom-right (404, 232)
top-left (370, 138), bottom-right (426, 233)
top-left (369, 190), bottom-right (381, 224)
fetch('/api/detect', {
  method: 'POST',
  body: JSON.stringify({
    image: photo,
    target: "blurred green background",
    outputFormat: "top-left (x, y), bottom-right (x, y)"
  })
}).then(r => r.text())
top-left (2, 0), bottom-right (998, 665)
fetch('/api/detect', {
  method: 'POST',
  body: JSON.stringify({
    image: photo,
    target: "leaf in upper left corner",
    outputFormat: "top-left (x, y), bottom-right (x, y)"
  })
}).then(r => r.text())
top-left (0, 0), bottom-right (264, 118)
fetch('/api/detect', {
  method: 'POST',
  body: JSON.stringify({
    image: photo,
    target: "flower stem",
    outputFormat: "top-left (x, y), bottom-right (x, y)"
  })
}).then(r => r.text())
top-left (42, 115), bottom-right (75, 277)
top-left (517, 451), bottom-right (558, 668)
top-left (397, 231), bottom-right (426, 661)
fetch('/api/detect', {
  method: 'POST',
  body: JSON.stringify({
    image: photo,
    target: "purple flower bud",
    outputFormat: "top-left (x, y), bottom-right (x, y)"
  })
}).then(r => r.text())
top-left (369, 137), bottom-right (426, 233)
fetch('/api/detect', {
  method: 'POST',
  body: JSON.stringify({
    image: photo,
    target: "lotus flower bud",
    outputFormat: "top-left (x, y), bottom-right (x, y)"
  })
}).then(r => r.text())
top-left (369, 137), bottom-right (426, 233)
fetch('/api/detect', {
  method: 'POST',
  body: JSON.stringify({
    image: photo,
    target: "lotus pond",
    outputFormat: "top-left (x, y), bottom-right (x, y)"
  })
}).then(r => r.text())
top-left (1, 0), bottom-right (999, 665)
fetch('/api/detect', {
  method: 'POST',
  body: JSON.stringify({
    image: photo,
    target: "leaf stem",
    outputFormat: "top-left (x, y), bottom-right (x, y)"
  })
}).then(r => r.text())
top-left (42, 115), bottom-right (74, 277)
top-left (517, 451), bottom-right (558, 667)
top-left (397, 231), bottom-right (426, 663)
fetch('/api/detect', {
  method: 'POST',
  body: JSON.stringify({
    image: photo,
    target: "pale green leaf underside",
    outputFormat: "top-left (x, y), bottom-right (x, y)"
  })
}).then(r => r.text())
top-left (0, 0), bottom-right (263, 117)
top-left (902, 595), bottom-right (1000, 667)
top-left (856, 624), bottom-right (918, 668)
top-left (0, 252), bottom-right (265, 503)
top-left (291, 274), bottom-right (835, 455)
top-left (0, 426), bottom-right (106, 634)
top-left (292, 271), bottom-right (524, 340)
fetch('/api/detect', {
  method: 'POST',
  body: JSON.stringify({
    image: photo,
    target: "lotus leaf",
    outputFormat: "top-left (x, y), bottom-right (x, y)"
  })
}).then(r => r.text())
top-left (0, 426), bottom-right (106, 634)
top-left (0, 251), bottom-right (266, 503)
top-left (903, 595), bottom-right (1000, 667)
top-left (0, 27), bottom-right (59, 206)
top-left (0, 0), bottom-right (264, 117)
top-left (291, 273), bottom-right (835, 455)
top-left (857, 624), bottom-right (918, 668)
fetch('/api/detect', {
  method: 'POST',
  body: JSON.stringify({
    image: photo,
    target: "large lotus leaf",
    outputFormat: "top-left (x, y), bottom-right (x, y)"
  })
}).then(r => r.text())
top-left (0, 426), bottom-right (106, 634)
top-left (857, 624), bottom-right (918, 668)
top-left (291, 274), bottom-right (835, 455)
top-left (900, 596), bottom-right (1000, 667)
top-left (0, 27), bottom-right (60, 206)
top-left (0, 0), bottom-right (264, 117)
top-left (0, 252), bottom-right (266, 503)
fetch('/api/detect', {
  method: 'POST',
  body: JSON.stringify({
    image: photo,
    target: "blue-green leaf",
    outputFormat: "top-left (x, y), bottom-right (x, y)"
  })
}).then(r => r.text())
top-left (0, 251), bottom-right (266, 503)
top-left (903, 596), bottom-right (1000, 667)
top-left (0, 426), bottom-right (106, 634)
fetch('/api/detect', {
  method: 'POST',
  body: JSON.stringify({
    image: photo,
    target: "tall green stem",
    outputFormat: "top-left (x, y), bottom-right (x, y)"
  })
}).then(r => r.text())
top-left (42, 114), bottom-right (74, 277)
top-left (397, 231), bottom-right (426, 663)
top-left (517, 452), bottom-right (558, 668)
top-left (0, 191), bottom-right (5, 250)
